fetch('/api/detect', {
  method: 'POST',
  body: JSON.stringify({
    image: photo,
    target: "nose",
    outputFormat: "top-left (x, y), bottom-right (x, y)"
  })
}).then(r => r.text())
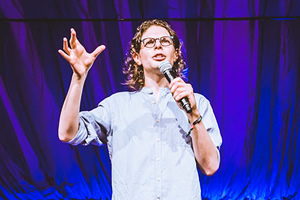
top-left (154, 38), bottom-right (162, 49)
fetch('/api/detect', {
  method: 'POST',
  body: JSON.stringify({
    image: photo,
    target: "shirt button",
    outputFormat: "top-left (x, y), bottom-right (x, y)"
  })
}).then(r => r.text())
top-left (157, 177), bottom-right (161, 181)
top-left (157, 138), bottom-right (160, 142)
top-left (156, 119), bottom-right (159, 123)
top-left (157, 198), bottom-right (160, 200)
top-left (156, 157), bottom-right (160, 161)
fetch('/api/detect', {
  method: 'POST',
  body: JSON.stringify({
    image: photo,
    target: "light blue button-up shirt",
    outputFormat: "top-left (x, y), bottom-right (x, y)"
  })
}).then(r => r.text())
top-left (69, 87), bottom-right (222, 200)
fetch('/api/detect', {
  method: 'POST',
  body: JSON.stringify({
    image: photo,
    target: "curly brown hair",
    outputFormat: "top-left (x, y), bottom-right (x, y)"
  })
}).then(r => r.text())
top-left (123, 19), bottom-right (187, 91)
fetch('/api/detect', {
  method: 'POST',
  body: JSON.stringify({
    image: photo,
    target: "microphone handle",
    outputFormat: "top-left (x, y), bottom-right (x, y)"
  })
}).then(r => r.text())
top-left (180, 97), bottom-right (192, 113)
top-left (164, 70), bottom-right (176, 82)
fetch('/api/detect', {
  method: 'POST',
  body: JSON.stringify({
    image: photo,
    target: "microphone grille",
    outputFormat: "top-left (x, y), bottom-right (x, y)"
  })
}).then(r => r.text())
top-left (159, 61), bottom-right (172, 73)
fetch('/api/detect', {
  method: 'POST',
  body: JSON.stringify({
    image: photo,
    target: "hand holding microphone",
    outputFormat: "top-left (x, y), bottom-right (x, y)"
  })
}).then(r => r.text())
top-left (159, 61), bottom-right (192, 113)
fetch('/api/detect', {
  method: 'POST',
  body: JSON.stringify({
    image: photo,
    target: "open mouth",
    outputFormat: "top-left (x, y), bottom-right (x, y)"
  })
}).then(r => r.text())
top-left (152, 53), bottom-right (166, 61)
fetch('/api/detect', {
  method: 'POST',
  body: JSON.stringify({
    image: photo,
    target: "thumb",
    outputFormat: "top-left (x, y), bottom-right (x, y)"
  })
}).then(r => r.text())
top-left (91, 45), bottom-right (106, 58)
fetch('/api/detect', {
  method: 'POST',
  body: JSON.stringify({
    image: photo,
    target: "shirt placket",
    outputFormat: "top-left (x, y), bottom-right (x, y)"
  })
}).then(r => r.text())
top-left (151, 95), bottom-right (162, 200)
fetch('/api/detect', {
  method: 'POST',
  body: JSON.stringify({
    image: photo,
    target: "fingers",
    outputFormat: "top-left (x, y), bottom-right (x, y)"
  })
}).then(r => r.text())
top-left (169, 77), bottom-right (193, 101)
top-left (69, 28), bottom-right (77, 49)
top-left (58, 49), bottom-right (70, 62)
top-left (91, 45), bottom-right (106, 58)
top-left (169, 77), bottom-right (184, 92)
top-left (173, 87), bottom-right (190, 101)
top-left (62, 37), bottom-right (70, 54)
top-left (58, 28), bottom-right (105, 65)
top-left (169, 77), bottom-right (184, 93)
top-left (58, 37), bottom-right (70, 61)
top-left (58, 37), bottom-right (71, 61)
top-left (173, 85), bottom-right (192, 101)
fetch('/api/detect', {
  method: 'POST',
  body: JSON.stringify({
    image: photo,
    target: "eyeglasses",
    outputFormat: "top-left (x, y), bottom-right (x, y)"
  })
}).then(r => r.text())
top-left (140, 36), bottom-right (174, 48)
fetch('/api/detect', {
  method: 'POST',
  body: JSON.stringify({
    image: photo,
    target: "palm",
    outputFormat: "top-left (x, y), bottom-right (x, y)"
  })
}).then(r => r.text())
top-left (68, 43), bottom-right (94, 75)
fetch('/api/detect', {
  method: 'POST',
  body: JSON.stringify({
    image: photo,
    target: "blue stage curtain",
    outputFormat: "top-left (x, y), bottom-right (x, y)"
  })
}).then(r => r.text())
top-left (0, 1), bottom-right (299, 199)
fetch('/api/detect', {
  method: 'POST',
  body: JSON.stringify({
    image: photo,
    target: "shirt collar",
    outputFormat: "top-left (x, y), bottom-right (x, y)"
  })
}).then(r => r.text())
top-left (140, 87), bottom-right (170, 95)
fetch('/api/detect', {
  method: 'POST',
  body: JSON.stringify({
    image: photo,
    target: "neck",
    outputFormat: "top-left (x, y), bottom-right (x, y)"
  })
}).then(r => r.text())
top-left (144, 72), bottom-right (169, 101)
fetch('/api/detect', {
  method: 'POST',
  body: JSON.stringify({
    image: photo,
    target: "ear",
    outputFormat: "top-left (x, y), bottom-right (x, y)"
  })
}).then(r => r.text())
top-left (132, 52), bottom-right (142, 65)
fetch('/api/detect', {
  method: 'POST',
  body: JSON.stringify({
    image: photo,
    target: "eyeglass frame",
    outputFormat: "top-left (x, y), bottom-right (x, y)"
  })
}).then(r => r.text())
top-left (140, 36), bottom-right (174, 48)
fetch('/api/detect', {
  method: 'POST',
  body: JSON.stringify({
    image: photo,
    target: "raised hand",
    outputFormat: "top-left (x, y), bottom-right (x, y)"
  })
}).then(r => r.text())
top-left (58, 28), bottom-right (106, 78)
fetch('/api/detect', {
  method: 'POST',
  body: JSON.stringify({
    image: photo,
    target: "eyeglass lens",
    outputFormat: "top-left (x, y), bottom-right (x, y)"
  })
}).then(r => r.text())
top-left (142, 36), bottom-right (173, 48)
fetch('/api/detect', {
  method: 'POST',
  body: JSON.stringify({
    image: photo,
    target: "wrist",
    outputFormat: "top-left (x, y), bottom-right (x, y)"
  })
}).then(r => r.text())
top-left (186, 114), bottom-right (203, 137)
top-left (72, 72), bottom-right (87, 81)
top-left (187, 109), bottom-right (201, 123)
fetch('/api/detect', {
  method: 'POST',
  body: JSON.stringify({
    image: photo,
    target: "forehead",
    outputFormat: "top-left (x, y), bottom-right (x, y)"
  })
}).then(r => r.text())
top-left (142, 25), bottom-right (170, 38)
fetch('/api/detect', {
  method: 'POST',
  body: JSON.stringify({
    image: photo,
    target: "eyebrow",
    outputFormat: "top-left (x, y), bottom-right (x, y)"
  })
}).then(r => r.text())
top-left (141, 35), bottom-right (171, 40)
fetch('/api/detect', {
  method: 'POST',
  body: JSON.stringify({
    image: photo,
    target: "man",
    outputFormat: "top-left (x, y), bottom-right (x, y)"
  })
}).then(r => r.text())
top-left (58, 19), bottom-right (222, 200)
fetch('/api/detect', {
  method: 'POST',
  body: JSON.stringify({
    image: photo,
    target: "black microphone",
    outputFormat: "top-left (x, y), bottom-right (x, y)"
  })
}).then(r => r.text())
top-left (159, 60), bottom-right (192, 113)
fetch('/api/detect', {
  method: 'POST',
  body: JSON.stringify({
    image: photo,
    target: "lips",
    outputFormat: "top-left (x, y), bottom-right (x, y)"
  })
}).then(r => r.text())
top-left (152, 53), bottom-right (166, 61)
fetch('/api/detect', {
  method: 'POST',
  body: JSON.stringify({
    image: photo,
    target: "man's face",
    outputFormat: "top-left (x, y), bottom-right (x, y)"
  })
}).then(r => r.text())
top-left (134, 25), bottom-right (178, 77)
